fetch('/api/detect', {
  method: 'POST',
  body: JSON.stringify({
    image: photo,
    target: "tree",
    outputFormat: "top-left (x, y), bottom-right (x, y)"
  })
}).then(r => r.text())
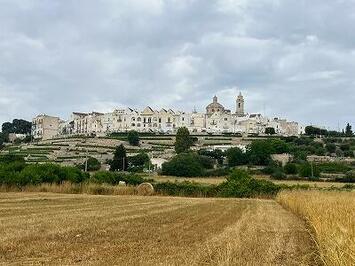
top-left (128, 152), bottom-right (150, 171)
top-left (127, 130), bottom-right (140, 146)
top-left (226, 147), bottom-right (247, 167)
top-left (175, 127), bottom-right (192, 154)
top-left (2, 119), bottom-right (31, 134)
top-left (81, 157), bottom-right (101, 171)
top-left (246, 140), bottom-right (275, 165)
top-left (265, 127), bottom-right (276, 135)
top-left (345, 123), bottom-right (353, 137)
top-left (270, 139), bottom-right (289, 154)
top-left (110, 144), bottom-right (128, 171)
top-left (161, 153), bottom-right (204, 177)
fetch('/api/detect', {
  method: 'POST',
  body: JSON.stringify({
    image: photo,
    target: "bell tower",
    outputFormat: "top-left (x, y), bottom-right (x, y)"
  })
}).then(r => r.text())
top-left (236, 92), bottom-right (244, 116)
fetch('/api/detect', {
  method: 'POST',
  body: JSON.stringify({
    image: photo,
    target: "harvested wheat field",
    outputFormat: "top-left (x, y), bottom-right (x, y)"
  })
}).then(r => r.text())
top-left (0, 193), bottom-right (318, 265)
top-left (278, 190), bottom-right (355, 266)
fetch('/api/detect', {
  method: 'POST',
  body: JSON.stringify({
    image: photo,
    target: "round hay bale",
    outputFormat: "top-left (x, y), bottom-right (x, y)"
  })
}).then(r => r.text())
top-left (137, 182), bottom-right (154, 196)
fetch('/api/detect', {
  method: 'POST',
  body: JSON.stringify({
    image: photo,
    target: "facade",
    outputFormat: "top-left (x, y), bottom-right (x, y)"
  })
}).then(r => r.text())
top-left (32, 114), bottom-right (61, 140)
top-left (32, 93), bottom-right (301, 139)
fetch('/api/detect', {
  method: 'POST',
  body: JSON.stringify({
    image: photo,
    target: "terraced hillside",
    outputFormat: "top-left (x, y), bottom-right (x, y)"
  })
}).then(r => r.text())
top-left (0, 135), bottom-right (251, 166)
top-left (0, 193), bottom-right (318, 265)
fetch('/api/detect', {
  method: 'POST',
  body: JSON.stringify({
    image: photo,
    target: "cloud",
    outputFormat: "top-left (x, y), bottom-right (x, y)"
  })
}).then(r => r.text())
top-left (0, 0), bottom-right (354, 129)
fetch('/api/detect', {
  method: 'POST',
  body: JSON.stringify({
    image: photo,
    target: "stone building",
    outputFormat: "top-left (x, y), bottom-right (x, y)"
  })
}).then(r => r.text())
top-left (32, 114), bottom-right (61, 140)
top-left (32, 92), bottom-right (301, 138)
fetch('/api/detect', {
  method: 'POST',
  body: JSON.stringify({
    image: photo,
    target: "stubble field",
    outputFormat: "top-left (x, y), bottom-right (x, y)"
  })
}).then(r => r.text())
top-left (0, 193), bottom-right (317, 265)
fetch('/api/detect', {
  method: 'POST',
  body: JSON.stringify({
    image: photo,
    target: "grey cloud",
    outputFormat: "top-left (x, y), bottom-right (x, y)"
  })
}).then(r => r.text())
top-left (0, 0), bottom-right (354, 129)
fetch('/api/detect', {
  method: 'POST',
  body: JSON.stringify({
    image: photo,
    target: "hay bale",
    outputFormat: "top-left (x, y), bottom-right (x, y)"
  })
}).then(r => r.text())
top-left (137, 182), bottom-right (154, 196)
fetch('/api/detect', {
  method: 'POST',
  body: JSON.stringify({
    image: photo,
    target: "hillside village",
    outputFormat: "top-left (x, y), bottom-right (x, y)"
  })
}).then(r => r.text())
top-left (31, 93), bottom-right (302, 140)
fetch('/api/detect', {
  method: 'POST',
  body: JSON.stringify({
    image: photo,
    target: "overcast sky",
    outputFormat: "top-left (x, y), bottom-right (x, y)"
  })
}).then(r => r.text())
top-left (0, 0), bottom-right (354, 130)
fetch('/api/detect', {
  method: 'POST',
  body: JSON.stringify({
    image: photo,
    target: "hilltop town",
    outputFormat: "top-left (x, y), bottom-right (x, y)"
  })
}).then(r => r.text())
top-left (31, 93), bottom-right (301, 140)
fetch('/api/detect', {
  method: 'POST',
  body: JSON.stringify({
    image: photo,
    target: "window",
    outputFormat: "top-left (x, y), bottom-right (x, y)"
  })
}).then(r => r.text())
top-left (137, 123), bottom-right (141, 127)
top-left (137, 117), bottom-right (141, 122)
top-left (159, 118), bottom-right (162, 123)
top-left (224, 118), bottom-right (228, 121)
top-left (182, 117), bottom-right (185, 121)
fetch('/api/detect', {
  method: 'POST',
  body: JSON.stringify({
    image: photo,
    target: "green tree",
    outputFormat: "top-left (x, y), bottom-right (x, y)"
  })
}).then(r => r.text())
top-left (175, 127), bottom-right (192, 154)
top-left (226, 147), bottom-right (247, 167)
top-left (345, 123), bottom-right (353, 137)
top-left (270, 139), bottom-right (289, 154)
top-left (82, 157), bottom-right (101, 171)
top-left (265, 127), bottom-right (276, 135)
top-left (127, 130), bottom-right (140, 146)
top-left (161, 153), bottom-right (204, 177)
top-left (128, 152), bottom-right (150, 171)
top-left (2, 119), bottom-right (31, 134)
top-left (110, 144), bottom-right (128, 171)
top-left (246, 140), bottom-right (274, 165)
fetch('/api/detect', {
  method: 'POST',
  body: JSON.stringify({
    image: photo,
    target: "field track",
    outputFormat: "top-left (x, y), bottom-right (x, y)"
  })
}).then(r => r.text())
top-left (0, 193), bottom-right (318, 265)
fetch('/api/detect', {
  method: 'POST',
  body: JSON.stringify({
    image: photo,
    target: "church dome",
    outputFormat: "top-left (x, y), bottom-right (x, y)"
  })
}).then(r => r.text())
top-left (206, 96), bottom-right (225, 114)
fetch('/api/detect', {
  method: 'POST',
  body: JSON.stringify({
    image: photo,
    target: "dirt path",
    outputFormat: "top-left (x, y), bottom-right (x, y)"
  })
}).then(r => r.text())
top-left (0, 193), bottom-right (318, 265)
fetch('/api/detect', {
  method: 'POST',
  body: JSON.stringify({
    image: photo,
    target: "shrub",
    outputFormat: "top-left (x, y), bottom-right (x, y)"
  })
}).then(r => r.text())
top-left (217, 169), bottom-right (280, 198)
top-left (202, 167), bottom-right (231, 177)
top-left (317, 162), bottom-right (351, 174)
top-left (154, 181), bottom-right (217, 197)
top-left (261, 160), bottom-right (281, 175)
top-left (284, 162), bottom-right (298, 175)
top-left (325, 143), bottom-right (336, 153)
top-left (0, 163), bottom-right (89, 186)
top-left (198, 155), bottom-right (215, 169)
top-left (298, 163), bottom-right (320, 178)
top-left (80, 157), bottom-right (101, 171)
top-left (271, 169), bottom-right (287, 180)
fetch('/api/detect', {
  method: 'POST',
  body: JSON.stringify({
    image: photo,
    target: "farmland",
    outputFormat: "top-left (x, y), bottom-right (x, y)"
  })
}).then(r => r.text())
top-left (0, 193), bottom-right (317, 265)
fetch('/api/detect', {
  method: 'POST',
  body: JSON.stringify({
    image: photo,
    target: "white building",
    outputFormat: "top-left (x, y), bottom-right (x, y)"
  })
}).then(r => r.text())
top-left (32, 93), bottom-right (301, 139)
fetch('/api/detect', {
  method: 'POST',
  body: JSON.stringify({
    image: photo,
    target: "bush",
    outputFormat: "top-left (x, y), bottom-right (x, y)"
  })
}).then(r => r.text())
top-left (317, 162), bottom-right (351, 174)
top-left (325, 143), bottom-right (336, 153)
top-left (161, 153), bottom-right (204, 177)
top-left (284, 163), bottom-right (298, 175)
top-left (154, 181), bottom-right (217, 197)
top-left (80, 157), bottom-right (101, 171)
top-left (198, 155), bottom-right (215, 169)
top-left (202, 167), bottom-right (231, 177)
top-left (261, 160), bottom-right (281, 175)
top-left (298, 163), bottom-right (320, 179)
top-left (0, 163), bottom-right (89, 186)
top-left (217, 169), bottom-right (280, 198)
top-left (271, 169), bottom-right (287, 180)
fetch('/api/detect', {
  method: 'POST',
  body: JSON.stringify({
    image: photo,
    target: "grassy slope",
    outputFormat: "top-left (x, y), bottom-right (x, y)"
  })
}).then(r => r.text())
top-left (0, 193), bottom-right (317, 265)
